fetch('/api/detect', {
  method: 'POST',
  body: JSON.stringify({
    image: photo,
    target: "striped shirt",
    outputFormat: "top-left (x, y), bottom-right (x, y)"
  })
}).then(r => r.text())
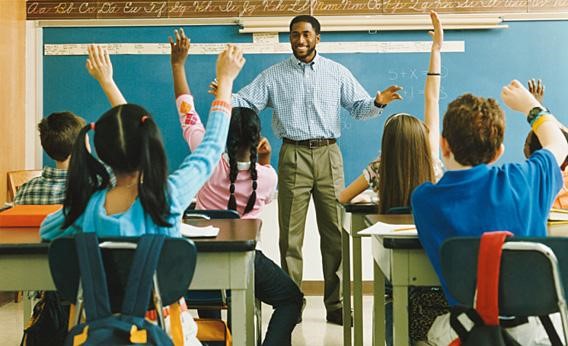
top-left (232, 53), bottom-right (383, 140)
top-left (14, 167), bottom-right (67, 205)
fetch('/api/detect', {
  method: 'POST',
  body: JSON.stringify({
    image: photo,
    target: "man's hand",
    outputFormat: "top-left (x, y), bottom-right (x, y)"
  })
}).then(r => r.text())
top-left (528, 79), bottom-right (545, 103)
top-left (169, 28), bottom-right (190, 67)
top-left (501, 79), bottom-right (542, 114)
top-left (376, 85), bottom-right (403, 105)
top-left (86, 44), bottom-right (113, 85)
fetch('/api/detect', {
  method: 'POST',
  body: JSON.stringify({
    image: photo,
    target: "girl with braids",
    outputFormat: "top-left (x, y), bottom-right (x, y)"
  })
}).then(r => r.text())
top-left (172, 30), bottom-right (277, 219)
top-left (171, 29), bottom-right (302, 346)
top-left (39, 43), bottom-right (246, 241)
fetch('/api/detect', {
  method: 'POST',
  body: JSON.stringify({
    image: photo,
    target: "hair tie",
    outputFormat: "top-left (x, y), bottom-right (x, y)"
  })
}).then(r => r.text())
top-left (90, 122), bottom-right (95, 131)
top-left (141, 115), bottom-right (149, 123)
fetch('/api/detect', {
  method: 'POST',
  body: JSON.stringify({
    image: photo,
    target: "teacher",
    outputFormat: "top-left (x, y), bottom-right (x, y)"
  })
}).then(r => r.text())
top-left (229, 15), bottom-right (402, 325)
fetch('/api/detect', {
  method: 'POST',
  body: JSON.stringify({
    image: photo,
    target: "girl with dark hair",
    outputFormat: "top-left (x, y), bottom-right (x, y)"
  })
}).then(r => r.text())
top-left (172, 31), bottom-right (277, 218)
top-left (170, 29), bottom-right (301, 346)
top-left (338, 11), bottom-right (444, 214)
top-left (39, 43), bottom-right (246, 240)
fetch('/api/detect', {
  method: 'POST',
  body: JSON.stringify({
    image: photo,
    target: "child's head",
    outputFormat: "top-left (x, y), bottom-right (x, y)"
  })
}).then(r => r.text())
top-left (378, 113), bottom-right (434, 213)
top-left (442, 93), bottom-right (505, 166)
top-left (39, 112), bottom-right (85, 162)
top-left (524, 129), bottom-right (568, 169)
top-left (63, 104), bottom-right (170, 229)
top-left (226, 107), bottom-right (261, 215)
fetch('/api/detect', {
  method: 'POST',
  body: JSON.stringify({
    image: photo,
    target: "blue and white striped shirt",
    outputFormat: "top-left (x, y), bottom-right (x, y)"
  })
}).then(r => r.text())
top-left (233, 53), bottom-right (383, 140)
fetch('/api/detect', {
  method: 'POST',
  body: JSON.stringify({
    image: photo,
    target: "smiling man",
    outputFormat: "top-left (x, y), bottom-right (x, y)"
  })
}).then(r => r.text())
top-left (230, 15), bottom-right (402, 325)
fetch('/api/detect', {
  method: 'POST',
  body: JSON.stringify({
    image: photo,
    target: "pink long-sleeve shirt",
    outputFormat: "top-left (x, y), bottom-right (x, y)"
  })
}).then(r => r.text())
top-left (177, 94), bottom-right (277, 219)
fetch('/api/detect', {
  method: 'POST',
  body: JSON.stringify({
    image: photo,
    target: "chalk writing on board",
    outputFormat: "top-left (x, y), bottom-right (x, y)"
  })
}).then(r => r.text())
top-left (26, 0), bottom-right (568, 20)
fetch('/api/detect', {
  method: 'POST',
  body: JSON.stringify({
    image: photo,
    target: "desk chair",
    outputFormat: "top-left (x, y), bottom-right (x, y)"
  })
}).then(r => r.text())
top-left (385, 206), bottom-right (411, 215)
top-left (48, 235), bottom-right (197, 328)
top-left (6, 169), bottom-right (42, 202)
top-left (441, 237), bottom-right (568, 343)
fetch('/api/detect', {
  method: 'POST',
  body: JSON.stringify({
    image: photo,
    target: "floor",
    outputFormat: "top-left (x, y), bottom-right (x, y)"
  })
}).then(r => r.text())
top-left (0, 295), bottom-right (374, 346)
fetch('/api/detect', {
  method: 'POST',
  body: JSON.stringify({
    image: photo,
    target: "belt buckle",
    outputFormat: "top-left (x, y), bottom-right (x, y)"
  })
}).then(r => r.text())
top-left (308, 139), bottom-right (319, 149)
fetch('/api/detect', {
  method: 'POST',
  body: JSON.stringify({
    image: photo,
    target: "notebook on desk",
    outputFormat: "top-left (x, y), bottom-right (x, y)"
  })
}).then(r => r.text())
top-left (180, 223), bottom-right (219, 238)
top-left (0, 204), bottom-right (62, 227)
top-left (358, 221), bottom-right (417, 237)
top-left (549, 208), bottom-right (568, 224)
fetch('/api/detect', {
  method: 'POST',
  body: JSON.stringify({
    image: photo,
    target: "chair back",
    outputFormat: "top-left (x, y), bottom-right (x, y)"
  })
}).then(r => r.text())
top-left (441, 236), bottom-right (568, 318)
top-left (7, 169), bottom-right (42, 202)
top-left (48, 235), bottom-right (197, 312)
top-left (184, 209), bottom-right (240, 220)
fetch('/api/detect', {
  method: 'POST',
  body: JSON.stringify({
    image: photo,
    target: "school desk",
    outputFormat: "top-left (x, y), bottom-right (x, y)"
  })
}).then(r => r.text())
top-left (0, 218), bottom-right (261, 346)
top-left (365, 214), bottom-right (568, 346)
top-left (341, 202), bottom-right (379, 345)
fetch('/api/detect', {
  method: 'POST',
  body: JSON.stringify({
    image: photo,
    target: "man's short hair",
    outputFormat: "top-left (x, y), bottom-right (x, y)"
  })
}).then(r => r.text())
top-left (39, 112), bottom-right (85, 162)
top-left (442, 94), bottom-right (505, 166)
top-left (289, 15), bottom-right (321, 34)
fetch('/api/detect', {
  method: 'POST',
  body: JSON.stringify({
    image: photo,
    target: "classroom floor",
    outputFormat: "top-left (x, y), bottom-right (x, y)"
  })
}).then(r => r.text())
top-left (0, 295), bottom-right (374, 346)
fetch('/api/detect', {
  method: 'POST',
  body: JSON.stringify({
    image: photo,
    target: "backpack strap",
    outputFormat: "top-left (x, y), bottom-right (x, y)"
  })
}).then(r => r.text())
top-left (539, 315), bottom-right (563, 346)
top-left (121, 234), bottom-right (166, 317)
top-left (74, 232), bottom-right (112, 321)
top-left (475, 231), bottom-right (512, 326)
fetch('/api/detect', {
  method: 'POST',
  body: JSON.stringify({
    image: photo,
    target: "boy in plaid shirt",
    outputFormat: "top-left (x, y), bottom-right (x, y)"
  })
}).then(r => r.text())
top-left (14, 112), bottom-right (85, 205)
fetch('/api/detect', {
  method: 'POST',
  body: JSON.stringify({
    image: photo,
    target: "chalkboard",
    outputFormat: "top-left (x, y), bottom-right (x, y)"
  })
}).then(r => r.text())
top-left (26, 0), bottom-right (568, 20)
top-left (43, 21), bottom-right (568, 184)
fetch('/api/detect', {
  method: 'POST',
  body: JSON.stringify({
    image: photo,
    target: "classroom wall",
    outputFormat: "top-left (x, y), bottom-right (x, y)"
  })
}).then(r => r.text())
top-left (0, 0), bottom-right (26, 204)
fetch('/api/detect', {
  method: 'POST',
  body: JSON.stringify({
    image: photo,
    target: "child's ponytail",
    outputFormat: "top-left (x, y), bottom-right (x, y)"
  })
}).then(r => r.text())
top-left (62, 122), bottom-right (110, 229)
top-left (138, 115), bottom-right (171, 227)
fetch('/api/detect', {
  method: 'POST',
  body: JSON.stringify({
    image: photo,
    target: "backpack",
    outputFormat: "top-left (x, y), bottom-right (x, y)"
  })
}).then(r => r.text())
top-left (448, 232), bottom-right (563, 346)
top-left (20, 291), bottom-right (69, 346)
top-left (64, 233), bottom-right (173, 346)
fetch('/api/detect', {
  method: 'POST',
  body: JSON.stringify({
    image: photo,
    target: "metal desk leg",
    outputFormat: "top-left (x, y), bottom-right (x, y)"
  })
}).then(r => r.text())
top-left (373, 261), bottom-right (385, 346)
top-left (342, 227), bottom-right (352, 345)
top-left (353, 235), bottom-right (363, 345)
top-left (392, 285), bottom-right (409, 346)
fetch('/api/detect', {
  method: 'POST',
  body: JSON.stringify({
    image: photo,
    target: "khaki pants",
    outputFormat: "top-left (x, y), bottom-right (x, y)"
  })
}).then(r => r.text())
top-left (277, 142), bottom-right (344, 312)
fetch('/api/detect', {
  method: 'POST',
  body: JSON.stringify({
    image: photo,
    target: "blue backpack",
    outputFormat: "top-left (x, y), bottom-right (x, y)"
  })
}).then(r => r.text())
top-left (64, 233), bottom-right (174, 346)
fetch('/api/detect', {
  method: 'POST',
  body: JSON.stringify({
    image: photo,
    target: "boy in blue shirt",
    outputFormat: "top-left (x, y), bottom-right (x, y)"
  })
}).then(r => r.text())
top-left (411, 80), bottom-right (568, 345)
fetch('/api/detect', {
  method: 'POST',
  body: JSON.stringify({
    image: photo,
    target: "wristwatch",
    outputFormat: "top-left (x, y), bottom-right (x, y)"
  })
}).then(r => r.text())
top-left (374, 99), bottom-right (387, 109)
top-left (527, 106), bottom-right (549, 126)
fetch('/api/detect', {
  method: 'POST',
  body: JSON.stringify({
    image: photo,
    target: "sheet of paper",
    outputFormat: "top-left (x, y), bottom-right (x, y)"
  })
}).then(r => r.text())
top-left (180, 223), bottom-right (219, 238)
top-left (358, 221), bottom-right (417, 237)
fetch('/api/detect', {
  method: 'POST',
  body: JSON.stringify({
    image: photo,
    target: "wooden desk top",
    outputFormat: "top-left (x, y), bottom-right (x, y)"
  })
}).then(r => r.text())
top-left (0, 218), bottom-right (262, 254)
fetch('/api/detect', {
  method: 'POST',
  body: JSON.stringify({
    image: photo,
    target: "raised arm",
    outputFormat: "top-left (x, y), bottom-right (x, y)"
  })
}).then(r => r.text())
top-left (424, 11), bottom-right (443, 158)
top-left (501, 80), bottom-right (568, 165)
top-left (85, 45), bottom-right (126, 107)
top-left (528, 79), bottom-right (545, 104)
top-left (169, 28), bottom-right (191, 97)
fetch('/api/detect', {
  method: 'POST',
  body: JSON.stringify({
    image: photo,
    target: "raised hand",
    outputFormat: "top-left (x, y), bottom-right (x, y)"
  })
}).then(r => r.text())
top-left (501, 80), bottom-right (542, 114)
top-left (376, 85), bottom-right (403, 105)
top-left (429, 11), bottom-right (443, 51)
top-left (216, 45), bottom-right (246, 82)
top-left (169, 28), bottom-right (190, 67)
top-left (527, 79), bottom-right (545, 103)
top-left (86, 44), bottom-right (113, 84)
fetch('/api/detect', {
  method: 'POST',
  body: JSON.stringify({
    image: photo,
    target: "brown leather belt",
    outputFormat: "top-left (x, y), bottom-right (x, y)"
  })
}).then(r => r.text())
top-left (283, 138), bottom-right (337, 149)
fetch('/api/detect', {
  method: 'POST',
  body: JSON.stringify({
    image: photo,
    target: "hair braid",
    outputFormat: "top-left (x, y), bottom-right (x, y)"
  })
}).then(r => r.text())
top-left (244, 143), bottom-right (258, 215)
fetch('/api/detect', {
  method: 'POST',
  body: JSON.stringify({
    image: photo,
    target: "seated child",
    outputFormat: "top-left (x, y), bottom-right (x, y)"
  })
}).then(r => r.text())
top-left (339, 11), bottom-right (444, 213)
top-left (170, 29), bottom-right (302, 345)
top-left (14, 112), bottom-right (85, 204)
top-left (411, 80), bottom-right (568, 345)
top-left (524, 79), bottom-right (568, 209)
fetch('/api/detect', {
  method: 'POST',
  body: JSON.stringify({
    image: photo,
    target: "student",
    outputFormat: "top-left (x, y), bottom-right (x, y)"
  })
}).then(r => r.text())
top-left (339, 10), bottom-right (444, 213)
top-left (524, 79), bottom-right (568, 209)
top-left (170, 29), bottom-right (302, 346)
top-left (14, 112), bottom-right (85, 205)
top-left (39, 44), bottom-right (245, 239)
top-left (411, 80), bottom-right (568, 345)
